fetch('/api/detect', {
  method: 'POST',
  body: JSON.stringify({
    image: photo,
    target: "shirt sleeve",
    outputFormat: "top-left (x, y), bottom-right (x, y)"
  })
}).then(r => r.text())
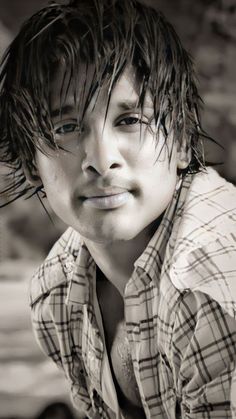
top-left (171, 290), bottom-right (236, 418)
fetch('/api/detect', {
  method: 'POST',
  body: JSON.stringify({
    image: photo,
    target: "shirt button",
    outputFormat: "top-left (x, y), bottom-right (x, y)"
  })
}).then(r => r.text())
top-left (89, 352), bottom-right (95, 363)
top-left (63, 261), bottom-right (74, 279)
top-left (89, 352), bottom-right (99, 374)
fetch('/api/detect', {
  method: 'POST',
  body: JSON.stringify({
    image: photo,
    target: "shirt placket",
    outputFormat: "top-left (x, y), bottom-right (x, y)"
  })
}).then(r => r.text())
top-left (65, 254), bottom-right (104, 409)
top-left (124, 269), bottom-right (155, 418)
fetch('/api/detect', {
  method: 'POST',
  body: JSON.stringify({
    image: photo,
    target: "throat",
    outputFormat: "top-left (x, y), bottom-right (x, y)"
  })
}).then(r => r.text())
top-left (85, 217), bottom-right (161, 296)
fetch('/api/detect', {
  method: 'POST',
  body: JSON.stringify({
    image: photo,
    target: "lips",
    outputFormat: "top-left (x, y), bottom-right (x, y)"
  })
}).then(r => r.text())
top-left (82, 186), bottom-right (129, 198)
top-left (81, 189), bottom-right (132, 209)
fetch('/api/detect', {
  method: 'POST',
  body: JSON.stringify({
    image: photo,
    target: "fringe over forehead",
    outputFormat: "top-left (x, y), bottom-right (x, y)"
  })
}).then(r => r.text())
top-left (0, 0), bottom-right (204, 203)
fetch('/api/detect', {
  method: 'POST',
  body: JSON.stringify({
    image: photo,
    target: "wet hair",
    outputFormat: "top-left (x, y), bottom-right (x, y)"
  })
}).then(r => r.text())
top-left (0, 0), bottom-right (209, 204)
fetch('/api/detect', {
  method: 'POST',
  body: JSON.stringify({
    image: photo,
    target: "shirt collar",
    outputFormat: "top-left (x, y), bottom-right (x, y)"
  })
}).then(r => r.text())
top-left (66, 242), bottom-right (96, 306)
top-left (66, 173), bottom-right (193, 304)
top-left (132, 172), bottom-right (193, 286)
top-left (30, 173), bottom-right (193, 307)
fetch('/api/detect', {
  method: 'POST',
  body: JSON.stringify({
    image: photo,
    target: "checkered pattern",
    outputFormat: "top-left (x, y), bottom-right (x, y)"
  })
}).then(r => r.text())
top-left (232, 369), bottom-right (236, 418)
top-left (29, 168), bottom-right (236, 418)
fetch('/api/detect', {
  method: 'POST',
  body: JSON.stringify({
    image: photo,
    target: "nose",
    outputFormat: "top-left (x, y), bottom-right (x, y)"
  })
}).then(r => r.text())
top-left (81, 128), bottom-right (123, 176)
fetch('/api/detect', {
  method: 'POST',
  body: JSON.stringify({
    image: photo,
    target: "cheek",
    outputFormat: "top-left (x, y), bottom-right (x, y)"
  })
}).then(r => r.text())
top-left (39, 162), bottom-right (60, 191)
top-left (133, 142), bottom-right (178, 179)
top-left (128, 131), bottom-right (170, 167)
top-left (134, 142), bottom-right (178, 204)
top-left (36, 152), bottom-right (75, 191)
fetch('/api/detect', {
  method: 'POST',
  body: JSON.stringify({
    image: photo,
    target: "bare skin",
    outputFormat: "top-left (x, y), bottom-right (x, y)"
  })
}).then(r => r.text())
top-left (85, 217), bottom-right (159, 296)
top-left (97, 269), bottom-right (146, 419)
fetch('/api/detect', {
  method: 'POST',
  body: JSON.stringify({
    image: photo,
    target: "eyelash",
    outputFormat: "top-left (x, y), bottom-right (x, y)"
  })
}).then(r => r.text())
top-left (53, 114), bottom-right (150, 137)
top-left (53, 121), bottom-right (80, 136)
top-left (116, 116), bottom-right (148, 126)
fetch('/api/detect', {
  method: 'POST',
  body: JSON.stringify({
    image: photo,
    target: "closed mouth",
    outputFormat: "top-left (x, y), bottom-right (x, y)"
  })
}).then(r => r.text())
top-left (81, 187), bottom-right (130, 199)
top-left (81, 191), bottom-right (132, 209)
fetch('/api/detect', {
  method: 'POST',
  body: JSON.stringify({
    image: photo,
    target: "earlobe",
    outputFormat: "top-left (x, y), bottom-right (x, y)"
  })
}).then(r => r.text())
top-left (177, 139), bottom-right (192, 170)
top-left (22, 160), bottom-right (42, 187)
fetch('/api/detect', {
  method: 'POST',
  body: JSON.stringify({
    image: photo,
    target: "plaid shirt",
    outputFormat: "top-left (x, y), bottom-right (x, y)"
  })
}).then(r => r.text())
top-left (29, 168), bottom-right (236, 419)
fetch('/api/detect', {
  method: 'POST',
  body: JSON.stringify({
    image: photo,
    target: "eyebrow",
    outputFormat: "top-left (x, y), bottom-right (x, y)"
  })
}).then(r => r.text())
top-left (50, 99), bottom-right (154, 119)
top-left (50, 104), bottom-right (75, 119)
top-left (117, 100), bottom-right (153, 110)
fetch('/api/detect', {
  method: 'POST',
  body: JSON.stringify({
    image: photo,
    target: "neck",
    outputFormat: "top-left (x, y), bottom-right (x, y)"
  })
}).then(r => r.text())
top-left (83, 218), bottom-right (160, 296)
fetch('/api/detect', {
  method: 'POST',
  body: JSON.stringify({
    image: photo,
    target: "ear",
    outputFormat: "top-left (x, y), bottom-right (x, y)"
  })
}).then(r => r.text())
top-left (177, 137), bottom-right (192, 170)
top-left (22, 160), bottom-right (42, 187)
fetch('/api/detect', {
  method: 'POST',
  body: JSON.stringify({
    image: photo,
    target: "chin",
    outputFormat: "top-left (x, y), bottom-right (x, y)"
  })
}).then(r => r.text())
top-left (74, 221), bottom-right (137, 244)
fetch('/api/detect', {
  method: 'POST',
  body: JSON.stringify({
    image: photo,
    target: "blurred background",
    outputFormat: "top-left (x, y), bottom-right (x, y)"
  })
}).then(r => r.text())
top-left (0, 0), bottom-right (235, 418)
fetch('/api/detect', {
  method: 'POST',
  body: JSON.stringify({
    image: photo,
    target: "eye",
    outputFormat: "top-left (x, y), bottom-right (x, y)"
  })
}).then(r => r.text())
top-left (53, 120), bottom-right (80, 136)
top-left (117, 116), bottom-right (147, 126)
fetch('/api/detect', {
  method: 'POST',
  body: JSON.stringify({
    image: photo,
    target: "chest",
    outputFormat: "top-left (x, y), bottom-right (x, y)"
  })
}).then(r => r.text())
top-left (96, 278), bottom-right (145, 418)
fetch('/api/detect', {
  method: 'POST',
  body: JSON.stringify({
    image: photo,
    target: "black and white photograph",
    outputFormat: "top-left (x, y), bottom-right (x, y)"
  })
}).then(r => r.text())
top-left (0, 1), bottom-right (236, 418)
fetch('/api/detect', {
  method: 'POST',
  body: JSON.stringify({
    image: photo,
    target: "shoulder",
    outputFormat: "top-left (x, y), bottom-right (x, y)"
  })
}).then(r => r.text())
top-left (29, 227), bottom-right (81, 306)
top-left (167, 168), bottom-right (236, 318)
top-left (170, 168), bottom-right (236, 258)
top-left (182, 167), bottom-right (236, 240)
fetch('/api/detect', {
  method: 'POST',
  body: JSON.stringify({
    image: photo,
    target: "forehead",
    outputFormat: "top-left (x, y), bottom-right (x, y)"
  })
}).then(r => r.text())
top-left (49, 64), bottom-right (153, 116)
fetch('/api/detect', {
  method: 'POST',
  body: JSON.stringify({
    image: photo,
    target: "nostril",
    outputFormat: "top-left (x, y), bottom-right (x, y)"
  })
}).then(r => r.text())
top-left (87, 165), bottom-right (100, 174)
top-left (86, 162), bottom-right (120, 174)
top-left (110, 163), bottom-right (120, 169)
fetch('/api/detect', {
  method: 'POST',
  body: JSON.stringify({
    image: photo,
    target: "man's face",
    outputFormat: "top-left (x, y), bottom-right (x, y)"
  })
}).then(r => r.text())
top-left (34, 68), bottom-right (184, 244)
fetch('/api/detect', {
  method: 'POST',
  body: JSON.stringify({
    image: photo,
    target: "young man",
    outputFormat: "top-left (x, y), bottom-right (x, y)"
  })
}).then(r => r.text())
top-left (1, 0), bottom-right (236, 418)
